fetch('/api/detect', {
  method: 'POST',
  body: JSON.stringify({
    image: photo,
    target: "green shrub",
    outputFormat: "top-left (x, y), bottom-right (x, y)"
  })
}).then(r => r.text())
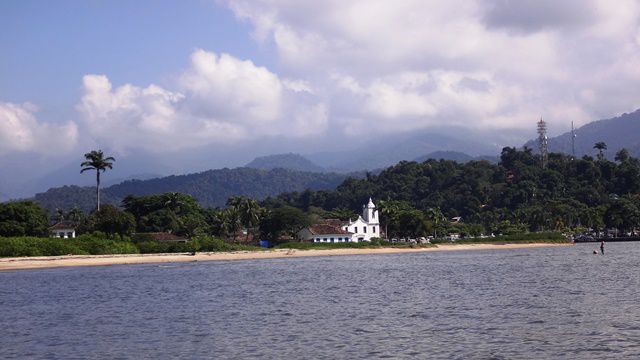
top-left (0, 235), bottom-right (139, 257)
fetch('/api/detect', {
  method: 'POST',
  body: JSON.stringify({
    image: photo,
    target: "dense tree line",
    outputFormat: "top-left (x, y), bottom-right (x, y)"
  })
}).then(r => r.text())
top-left (5, 147), bottom-right (640, 244)
top-left (263, 147), bottom-right (640, 236)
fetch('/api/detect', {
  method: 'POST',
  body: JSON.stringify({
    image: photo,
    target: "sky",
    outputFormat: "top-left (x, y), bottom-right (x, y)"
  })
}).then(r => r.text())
top-left (2, 0), bottom-right (640, 197)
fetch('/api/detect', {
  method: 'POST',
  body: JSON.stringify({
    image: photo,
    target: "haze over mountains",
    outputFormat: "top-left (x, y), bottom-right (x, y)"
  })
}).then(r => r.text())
top-left (4, 108), bottom-right (640, 207)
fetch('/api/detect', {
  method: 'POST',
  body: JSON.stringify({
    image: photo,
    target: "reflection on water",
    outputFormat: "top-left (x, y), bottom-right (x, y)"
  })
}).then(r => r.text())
top-left (2, 243), bottom-right (640, 359)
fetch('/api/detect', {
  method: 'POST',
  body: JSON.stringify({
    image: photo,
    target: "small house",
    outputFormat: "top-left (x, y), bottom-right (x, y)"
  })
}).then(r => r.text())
top-left (50, 222), bottom-right (76, 239)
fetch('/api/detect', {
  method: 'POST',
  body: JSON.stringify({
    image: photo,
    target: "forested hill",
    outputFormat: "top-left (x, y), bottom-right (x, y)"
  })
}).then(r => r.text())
top-left (264, 147), bottom-right (640, 233)
top-left (413, 151), bottom-right (499, 163)
top-left (245, 153), bottom-right (326, 172)
top-left (33, 167), bottom-right (350, 213)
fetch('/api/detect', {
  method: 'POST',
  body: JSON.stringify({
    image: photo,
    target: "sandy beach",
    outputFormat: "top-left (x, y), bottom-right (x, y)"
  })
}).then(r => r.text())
top-left (0, 243), bottom-right (572, 271)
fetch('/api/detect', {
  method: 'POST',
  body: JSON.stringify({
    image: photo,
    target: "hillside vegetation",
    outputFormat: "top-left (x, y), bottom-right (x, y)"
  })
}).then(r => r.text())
top-left (245, 153), bottom-right (326, 172)
top-left (265, 147), bottom-right (640, 234)
top-left (33, 167), bottom-right (350, 212)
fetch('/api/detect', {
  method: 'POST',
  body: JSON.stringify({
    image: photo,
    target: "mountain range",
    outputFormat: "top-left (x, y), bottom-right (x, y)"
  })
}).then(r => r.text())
top-left (524, 109), bottom-right (640, 159)
top-left (33, 167), bottom-right (352, 213)
top-left (6, 108), bottom-right (640, 207)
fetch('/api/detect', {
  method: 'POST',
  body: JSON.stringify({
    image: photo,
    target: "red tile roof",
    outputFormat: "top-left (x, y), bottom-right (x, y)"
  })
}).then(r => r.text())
top-left (308, 224), bottom-right (349, 235)
top-left (49, 222), bottom-right (76, 230)
top-left (324, 219), bottom-right (345, 227)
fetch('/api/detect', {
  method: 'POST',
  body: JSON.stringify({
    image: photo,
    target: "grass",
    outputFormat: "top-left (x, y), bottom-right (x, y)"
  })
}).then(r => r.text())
top-left (0, 232), bottom-right (568, 258)
top-left (274, 241), bottom-right (436, 250)
top-left (431, 231), bottom-right (570, 244)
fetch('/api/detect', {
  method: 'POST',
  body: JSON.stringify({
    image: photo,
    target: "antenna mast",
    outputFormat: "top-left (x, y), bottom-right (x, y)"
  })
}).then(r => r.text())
top-left (537, 117), bottom-right (548, 168)
top-left (571, 121), bottom-right (576, 159)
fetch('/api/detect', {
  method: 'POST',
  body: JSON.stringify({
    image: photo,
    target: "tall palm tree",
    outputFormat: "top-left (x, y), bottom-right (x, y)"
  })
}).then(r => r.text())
top-left (594, 142), bottom-right (607, 161)
top-left (80, 150), bottom-right (115, 211)
top-left (239, 198), bottom-right (263, 243)
top-left (425, 207), bottom-right (445, 238)
top-left (227, 196), bottom-right (263, 242)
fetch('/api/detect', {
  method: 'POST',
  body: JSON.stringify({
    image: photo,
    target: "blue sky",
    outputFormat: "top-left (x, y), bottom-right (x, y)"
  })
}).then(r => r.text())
top-left (1, 0), bottom-right (640, 197)
top-left (0, 0), bottom-right (264, 121)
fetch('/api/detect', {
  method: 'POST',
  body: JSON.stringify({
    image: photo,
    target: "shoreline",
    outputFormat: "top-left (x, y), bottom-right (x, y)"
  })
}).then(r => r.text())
top-left (0, 243), bottom-right (572, 271)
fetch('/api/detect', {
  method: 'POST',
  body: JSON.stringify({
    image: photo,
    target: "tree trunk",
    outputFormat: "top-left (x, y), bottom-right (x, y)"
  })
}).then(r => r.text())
top-left (96, 170), bottom-right (101, 211)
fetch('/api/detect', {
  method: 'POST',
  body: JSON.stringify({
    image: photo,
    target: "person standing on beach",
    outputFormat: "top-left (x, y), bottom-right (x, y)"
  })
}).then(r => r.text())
top-left (600, 240), bottom-right (605, 255)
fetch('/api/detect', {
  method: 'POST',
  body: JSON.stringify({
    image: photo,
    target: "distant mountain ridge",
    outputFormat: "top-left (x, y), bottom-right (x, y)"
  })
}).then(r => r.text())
top-left (413, 151), bottom-right (499, 163)
top-left (33, 167), bottom-right (351, 213)
top-left (307, 129), bottom-right (502, 171)
top-left (524, 109), bottom-right (640, 159)
top-left (245, 153), bottom-right (325, 172)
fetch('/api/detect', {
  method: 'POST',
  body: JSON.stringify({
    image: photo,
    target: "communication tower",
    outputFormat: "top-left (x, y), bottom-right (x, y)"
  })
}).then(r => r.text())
top-left (537, 117), bottom-right (548, 168)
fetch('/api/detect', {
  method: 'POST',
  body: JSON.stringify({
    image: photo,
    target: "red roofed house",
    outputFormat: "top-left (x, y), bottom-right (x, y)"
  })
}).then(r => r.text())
top-left (298, 223), bottom-right (352, 244)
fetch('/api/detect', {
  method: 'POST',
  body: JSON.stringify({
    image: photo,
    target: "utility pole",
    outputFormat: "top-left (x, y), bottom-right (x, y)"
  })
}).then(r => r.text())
top-left (537, 117), bottom-right (548, 169)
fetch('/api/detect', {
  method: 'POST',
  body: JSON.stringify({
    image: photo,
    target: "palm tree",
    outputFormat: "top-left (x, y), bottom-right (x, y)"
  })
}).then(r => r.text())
top-left (223, 207), bottom-right (242, 242)
top-left (163, 192), bottom-right (185, 214)
top-left (594, 142), bottom-right (607, 161)
top-left (239, 198), bottom-right (263, 243)
top-left (378, 200), bottom-right (399, 239)
top-left (53, 208), bottom-right (65, 223)
top-left (80, 150), bottom-right (115, 211)
top-left (425, 207), bottom-right (445, 238)
top-left (67, 207), bottom-right (85, 224)
top-left (227, 196), bottom-right (263, 243)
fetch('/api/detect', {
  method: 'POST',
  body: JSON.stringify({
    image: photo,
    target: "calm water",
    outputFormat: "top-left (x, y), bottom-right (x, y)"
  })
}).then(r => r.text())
top-left (2, 243), bottom-right (640, 359)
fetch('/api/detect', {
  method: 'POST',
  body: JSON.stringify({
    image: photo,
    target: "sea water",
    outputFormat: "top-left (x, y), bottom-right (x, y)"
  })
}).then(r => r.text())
top-left (2, 243), bottom-right (640, 359)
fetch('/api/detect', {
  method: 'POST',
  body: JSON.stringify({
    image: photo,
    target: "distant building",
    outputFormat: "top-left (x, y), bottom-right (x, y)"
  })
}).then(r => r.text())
top-left (298, 198), bottom-right (381, 243)
top-left (49, 222), bottom-right (76, 239)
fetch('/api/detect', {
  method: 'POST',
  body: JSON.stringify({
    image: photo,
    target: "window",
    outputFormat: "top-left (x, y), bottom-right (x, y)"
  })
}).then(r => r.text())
top-left (364, 226), bottom-right (367, 233)
top-left (372, 212), bottom-right (375, 219)
top-left (330, 238), bottom-right (334, 242)
top-left (354, 227), bottom-right (358, 233)
top-left (323, 238), bottom-right (327, 242)
top-left (373, 227), bottom-right (376, 233)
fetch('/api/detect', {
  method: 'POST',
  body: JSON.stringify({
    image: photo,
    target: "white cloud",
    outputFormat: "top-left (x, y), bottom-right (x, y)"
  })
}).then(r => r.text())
top-left (0, 102), bottom-right (78, 156)
top-left (77, 49), bottom-right (327, 153)
top-left (225, 0), bottom-right (640, 138)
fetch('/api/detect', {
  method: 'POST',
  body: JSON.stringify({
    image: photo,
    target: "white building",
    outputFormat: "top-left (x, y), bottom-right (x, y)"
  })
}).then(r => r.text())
top-left (49, 222), bottom-right (76, 239)
top-left (342, 198), bottom-right (380, 242)
top-left (298, 198), bottom-right (381, 243)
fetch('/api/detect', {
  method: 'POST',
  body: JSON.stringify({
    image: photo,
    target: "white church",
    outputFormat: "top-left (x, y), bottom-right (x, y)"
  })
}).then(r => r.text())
top-left (298, 198), bottom-right (380, 243)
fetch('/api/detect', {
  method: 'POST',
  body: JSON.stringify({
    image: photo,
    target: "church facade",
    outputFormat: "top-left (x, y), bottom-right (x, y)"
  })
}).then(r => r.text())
top-left (298, 198), bottom-right (380, 243)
